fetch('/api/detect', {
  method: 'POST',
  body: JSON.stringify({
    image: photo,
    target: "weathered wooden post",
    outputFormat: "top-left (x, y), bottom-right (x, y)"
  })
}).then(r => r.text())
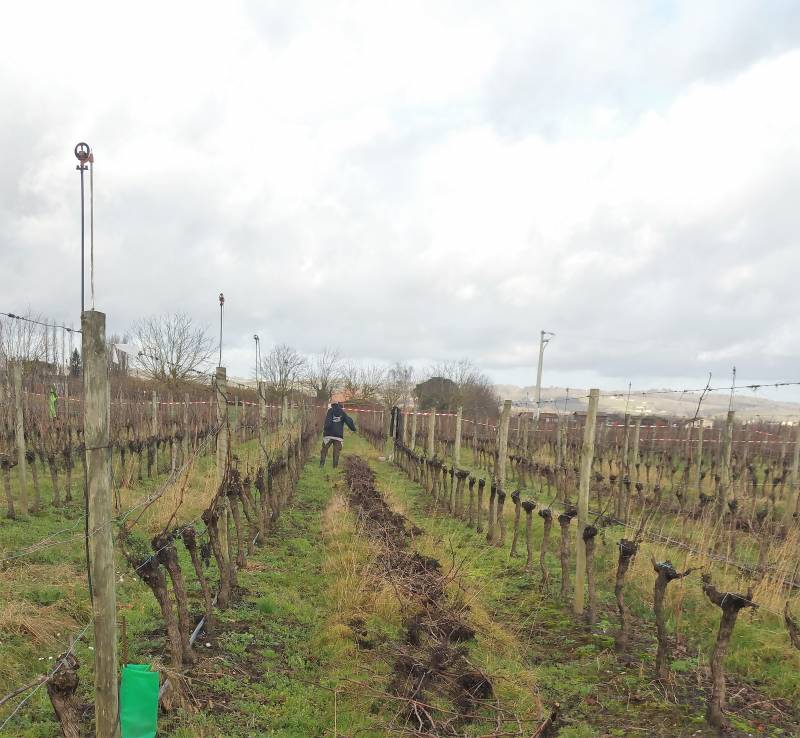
top-left (630, 416), bottom-right (641, 481)
top-left (82, 310), bottom-right (119, 738)
top-left (281, 395), bottom-right (290, 461)
top-left (233, 396), bottom-right (240, 449)
top-left (716, 411), bottom-right (735, 523)
top-left (258, 384), bottom-right (267, 464)
top-left (150, 382), bottom-right (158, 428)
top-left (169, 393), bottom-right (177, 472)
top-left (522, 415), bottom-right (530, 459)
top-left (182, 394), bottom-right (190, 464)
top-left (12, 361), bottom-right (28, 515)
top-left (215, 367), bottom-right (230, 560)
top-left (616, 413), bottom-right (631, 520)
top-left (426, 409), bottom-right (436, 459)
top-left (497, 400), bottom-right (511, 489)
top-left (784, 424), bottom-right (800, 524)
top-left (574, 388), bottom-right (599, 616)
top-left (410, 406), bottom-right (418, 451)
top-left (454, 405), bottom-right (463, 467)
top-left (695, 420), bottom-right (705, 494)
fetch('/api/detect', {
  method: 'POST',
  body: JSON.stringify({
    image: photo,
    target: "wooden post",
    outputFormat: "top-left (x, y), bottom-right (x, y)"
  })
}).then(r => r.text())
top-left (454, 406), bottom-right (463, 468)
top-left (182, 394), bottom-right (189, 463)
top-left (151, 390), bottom-right (158, 473)
top-left (574, 388), bottom-right (599, 616)
top-left (522, 415), bottom-right (530, 458)
top-left (215, 367), bottom-right (229, 559)
top-left (234, 395), bottom-right (240, 448)
top-left (169, 393), bottom-right (177, 472)
top-left (555, 414), bottom-right (564, 467)
top-left (497, 400), bottom-right (512, 488)
top-left (616, 413), bottom-right (631, 519)
top-left (785, 424), bottom-right (800, 523)
top-left (281, 395), bottom-right (290, 461)
top-left (426, 410), bottom-right (436, 459)
top-left (410, 406), bottom-right (418, 451)
top-left (630, 416), bottom-right (641, 480)
top-left (151, 390), bottom-right (158, 435)
top-left (716, 411), bottom-right (735, 522)
top-left (258, 383), bottom-right (268, 465)
top-left (82, 310), bottom-right (119, 738)
top-left (12, 362), bottom-right (28, 515)
top-left (695, 420), bottom-right (704, 492)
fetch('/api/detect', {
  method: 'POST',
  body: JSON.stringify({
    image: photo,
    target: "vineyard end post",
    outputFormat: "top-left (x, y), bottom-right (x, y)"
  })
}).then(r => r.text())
top-left (82, 309), bottom-right (119, 738)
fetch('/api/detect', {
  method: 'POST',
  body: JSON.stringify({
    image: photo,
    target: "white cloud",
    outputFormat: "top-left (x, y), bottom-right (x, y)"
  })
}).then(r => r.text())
top-left (0, 1), bottom-right (799, 400)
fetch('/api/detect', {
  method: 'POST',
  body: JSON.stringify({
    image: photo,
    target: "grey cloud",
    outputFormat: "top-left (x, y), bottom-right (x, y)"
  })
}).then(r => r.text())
top-left (0, 1), bottom-right (799, 405)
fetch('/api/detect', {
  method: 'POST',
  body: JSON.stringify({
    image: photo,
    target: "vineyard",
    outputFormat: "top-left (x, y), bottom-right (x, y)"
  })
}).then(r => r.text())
top-left (1, 327), bottom-right (799, 737)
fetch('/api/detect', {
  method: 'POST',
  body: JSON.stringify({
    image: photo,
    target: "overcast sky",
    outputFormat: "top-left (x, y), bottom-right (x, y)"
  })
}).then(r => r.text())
top-left (2, 1), bottom-right (799, 401)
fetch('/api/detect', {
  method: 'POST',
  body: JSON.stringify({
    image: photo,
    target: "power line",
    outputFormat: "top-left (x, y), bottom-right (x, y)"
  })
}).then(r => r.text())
top-left (1, 312), bottom-right (80, 334)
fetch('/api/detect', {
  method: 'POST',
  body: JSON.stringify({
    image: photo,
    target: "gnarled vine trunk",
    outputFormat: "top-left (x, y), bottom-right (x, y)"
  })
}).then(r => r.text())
top-left (702, 575), bottom-right (756, 729)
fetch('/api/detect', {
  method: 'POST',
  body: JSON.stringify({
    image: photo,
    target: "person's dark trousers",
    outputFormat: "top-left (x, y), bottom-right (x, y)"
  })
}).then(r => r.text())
top-left (320, 439), bottom-right (342, 468)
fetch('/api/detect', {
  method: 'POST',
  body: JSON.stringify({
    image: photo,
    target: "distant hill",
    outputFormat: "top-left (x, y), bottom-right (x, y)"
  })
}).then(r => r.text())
top-left (495, 384), bottom-right (800, 421)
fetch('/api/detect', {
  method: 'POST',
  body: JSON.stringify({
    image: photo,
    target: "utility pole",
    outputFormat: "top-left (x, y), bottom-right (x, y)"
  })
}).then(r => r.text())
top-left (534, 330), bottom-right (554, 421)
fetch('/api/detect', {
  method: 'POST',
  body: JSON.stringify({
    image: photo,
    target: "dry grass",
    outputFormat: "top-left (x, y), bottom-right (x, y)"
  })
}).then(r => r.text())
top-left (321, 490), bottom-right (402, 626)
top-left (0, 600), bottom-right (78, 647)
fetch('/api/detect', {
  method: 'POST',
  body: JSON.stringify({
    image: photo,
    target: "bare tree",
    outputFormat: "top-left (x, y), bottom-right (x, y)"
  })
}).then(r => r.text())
top-left (0, 312), bottom-right (45, 368)
top-left (260, 344), bottom-right (306, 402)
top-left (381, 362), bottom-right (415, 408)
top-left (133, 313), bottom-right (213, 384)
top-left (304, 348), bottom-right (342, 401)
top-left (430, 359), bottom-right (481, 389)
top-left (341, 361), bottom-right (361, 400)
top-left (423, 359), bottom-right (498, 416)
top-left (358, 364), bottom-right (385, 402)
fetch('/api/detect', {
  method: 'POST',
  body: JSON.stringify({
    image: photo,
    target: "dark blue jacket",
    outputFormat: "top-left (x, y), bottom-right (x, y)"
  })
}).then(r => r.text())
top-left (323, 403), bottom-right (356, 439)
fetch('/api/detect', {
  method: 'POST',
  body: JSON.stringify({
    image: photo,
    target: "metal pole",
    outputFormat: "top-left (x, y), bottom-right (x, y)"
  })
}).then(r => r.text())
top-left (80, 165), bottom-right (85, 312)
top-left (534, 330), bottom-right (553, 421)
top-left (75, 143), bottom-right (91, 314)
top-left (218, 293), bottom-right (225, 368)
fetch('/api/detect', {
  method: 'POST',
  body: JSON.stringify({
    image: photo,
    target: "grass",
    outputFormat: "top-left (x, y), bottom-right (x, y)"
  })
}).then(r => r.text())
top-left (2, 428), bottom-right (798, 736)
top-left (442, 443), bottom-right (800, 700)
top-left (0, 422), bottom-right (292, 736)
top-left (364, 436), bottom-right (800, 736)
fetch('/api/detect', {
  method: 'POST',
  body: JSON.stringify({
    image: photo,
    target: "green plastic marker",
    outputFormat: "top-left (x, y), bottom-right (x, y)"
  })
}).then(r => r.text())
top-left (120, 664), bottom-right (158, 738)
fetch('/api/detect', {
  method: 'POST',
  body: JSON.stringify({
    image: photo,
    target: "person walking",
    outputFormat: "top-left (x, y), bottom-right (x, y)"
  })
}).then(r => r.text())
top-left (320, 402), bottom-right (356, 468)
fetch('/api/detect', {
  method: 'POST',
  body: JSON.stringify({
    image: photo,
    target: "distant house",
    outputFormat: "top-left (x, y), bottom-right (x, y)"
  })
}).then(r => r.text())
top-left (686, 418), bottom-right (714, 429)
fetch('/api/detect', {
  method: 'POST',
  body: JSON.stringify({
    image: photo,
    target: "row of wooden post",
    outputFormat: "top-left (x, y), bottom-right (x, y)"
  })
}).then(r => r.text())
top-left (400, 391), bottom-right (601, 617)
